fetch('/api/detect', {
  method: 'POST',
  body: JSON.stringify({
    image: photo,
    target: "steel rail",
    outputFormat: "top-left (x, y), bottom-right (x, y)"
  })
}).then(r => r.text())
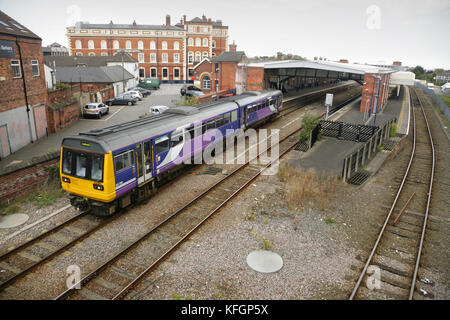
top-left (349, 86), bottom-right (417, 300)
top-left (408, 88), bottom-right (435, 300)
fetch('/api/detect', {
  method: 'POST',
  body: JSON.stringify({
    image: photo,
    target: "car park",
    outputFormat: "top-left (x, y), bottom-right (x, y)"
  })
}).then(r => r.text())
top-left (180, 85), bottom-right (203, 96)
top-left (150, 105), bottom-right (169, 115)
top-left (83, 103), bottom-right (109, 119)
top-left (106, 95), bottom-right (137, 106)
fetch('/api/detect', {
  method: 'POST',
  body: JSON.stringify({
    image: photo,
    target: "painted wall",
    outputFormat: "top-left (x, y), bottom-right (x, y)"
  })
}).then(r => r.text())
top-left (0, 105), bottom-right (36, 155)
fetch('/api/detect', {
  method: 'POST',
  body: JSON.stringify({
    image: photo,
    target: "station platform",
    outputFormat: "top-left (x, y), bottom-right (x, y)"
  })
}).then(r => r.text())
top-left (283, 80), bottom-right (356, 102)
top-left (288, 85), bottom-right (411, 176)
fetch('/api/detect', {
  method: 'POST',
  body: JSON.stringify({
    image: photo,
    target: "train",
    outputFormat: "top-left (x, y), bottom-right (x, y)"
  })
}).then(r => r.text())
top-left (60, 89), bottom-right (282, 216)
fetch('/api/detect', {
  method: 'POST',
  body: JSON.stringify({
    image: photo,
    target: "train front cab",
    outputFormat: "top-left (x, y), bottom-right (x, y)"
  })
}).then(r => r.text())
top-left (60, 139), bottom-right (116, 215)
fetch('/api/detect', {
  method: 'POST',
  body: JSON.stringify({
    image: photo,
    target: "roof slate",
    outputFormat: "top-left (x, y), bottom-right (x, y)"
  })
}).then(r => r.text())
top-left (55, 65), bottom-right (134, 84)
top-left (0, 10), bottom-right (41, 39)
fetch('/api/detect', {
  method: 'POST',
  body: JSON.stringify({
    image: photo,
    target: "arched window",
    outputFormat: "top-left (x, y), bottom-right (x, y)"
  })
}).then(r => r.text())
top-left (202, 38), bottom-right (208, 47)
top-left (89, 52), bottom-right (95, 56)
top-left (188, 52), bottom-right (193, 64)
top-left (113, 40), bottom-right (119, 49)
top-left (138, 40), bottom-right (144, 50)
top-left (76, 52), bottom-right (83, 56)
top-left (162, 41), bottom-right (168, 50)
top-left (203, 52), bottom-right (208, 59)
top-left (101, 40), bottom-right (107, 49)
top-left (173, 41), bottom-right (179, 50)
top-left (195, 51), bottom-right (201, 62)
top-left (75, 40), bottom-right (82, 49)
top-left (195, 38), bottom-right (201, 46)
top-left (88, 40), bottom-right (94, 49)
top-left (202, 76), bottom-right (211, 89)
top-left (150, 41), bottom-right (156, 49)
top-left (126, 40), bottom-right (132, 49)
top-left (188, 38), bottom-right (193, 46)
top-left (212, 40), bottom-right (216, 48)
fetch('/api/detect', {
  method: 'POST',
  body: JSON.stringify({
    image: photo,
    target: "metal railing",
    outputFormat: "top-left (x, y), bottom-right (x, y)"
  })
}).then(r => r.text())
top-left (341, 118), bottom-right (397, 182)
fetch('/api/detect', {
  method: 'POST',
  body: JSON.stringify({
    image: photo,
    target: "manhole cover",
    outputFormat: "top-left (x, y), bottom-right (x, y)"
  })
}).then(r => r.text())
top-left (0, 213), bottom-right (29, 229)
top-left (246, 250), bottom-right (283, 273)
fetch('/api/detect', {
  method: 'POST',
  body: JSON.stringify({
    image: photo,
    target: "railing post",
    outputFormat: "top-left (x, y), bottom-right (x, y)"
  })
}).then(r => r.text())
top-left (355, 149), bottom-right (360, 172)
top-left (362, 143), bottom-right (367, 167)
top-left (342, 157), bottom-right (347, 182)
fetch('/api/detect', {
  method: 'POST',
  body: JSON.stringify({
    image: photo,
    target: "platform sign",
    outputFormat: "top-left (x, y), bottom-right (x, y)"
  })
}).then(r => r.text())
top-left (325, 93), bottom-right (334, 120)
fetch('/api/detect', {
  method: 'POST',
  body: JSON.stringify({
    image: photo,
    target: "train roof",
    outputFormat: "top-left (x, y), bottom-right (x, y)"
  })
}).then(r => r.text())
top-left (63, 89), bottom-right (281, 152)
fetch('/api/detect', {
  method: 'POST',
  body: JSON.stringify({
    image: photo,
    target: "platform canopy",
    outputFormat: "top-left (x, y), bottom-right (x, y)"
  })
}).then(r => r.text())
top-left (251, 59), bottom-right (395, 83)
top-left (389, 71), bottom-right (416, 86)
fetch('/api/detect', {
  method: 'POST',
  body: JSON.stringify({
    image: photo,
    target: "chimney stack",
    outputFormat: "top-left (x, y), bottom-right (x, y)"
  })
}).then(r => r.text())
top-left (393, 61), bottom-right (402, 66)
top-left (166, 14), bottom-right (171, 26)
top-left (202, 14), bottom-right (207, 21)
top-left (229, 41), bottom-right (237, 52)
top-left (339, 59), bottom-right (349, 63)
top-left (208, 18), bottom-right (212, 22)
top-left (183, 15), bottom-right (186, 24)
top-left (216, 20), bottom-right (222, 26)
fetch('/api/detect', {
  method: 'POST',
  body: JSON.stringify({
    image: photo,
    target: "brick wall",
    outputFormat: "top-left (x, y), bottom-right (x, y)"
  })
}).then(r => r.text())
top-left (360, 73), bottom-right (391, 113)
top-left (46, 84), bottom-right (81, 133)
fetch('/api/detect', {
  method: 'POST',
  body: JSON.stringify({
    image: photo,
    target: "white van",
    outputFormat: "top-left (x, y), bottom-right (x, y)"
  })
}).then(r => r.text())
top-left (151, 105), bottom-right (169, 115)
top-left (427, 83), bottom-right (434, 89)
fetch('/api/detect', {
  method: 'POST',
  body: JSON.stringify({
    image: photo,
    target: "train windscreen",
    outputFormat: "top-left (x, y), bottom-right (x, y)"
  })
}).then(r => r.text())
top-left (62, 148), bottom-right (104, 182)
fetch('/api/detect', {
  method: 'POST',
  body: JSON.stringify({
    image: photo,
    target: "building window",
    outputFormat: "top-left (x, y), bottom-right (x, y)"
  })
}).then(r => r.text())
top-left (139, 68), bottom-right (145, 78)
top-left (203, 52), bottom-right (208, 59)
top-left (31, 60), bottom-right (40, 77)
top-left (162, 41), bottom-right (168, 50)
top-left (174, 41), bottom-right (179, 50)
top-left (188, 38), bottom-right (193, 46)
top-left (174, 68), bottom-right (180, 79)
top-left (202, 76), bottom-right (211, 89)
top-left (88, 40), bottom-right (94, 49)
top-left (89, 52), bottom-right (95, 56)
top-left (138, 53), bottom-right (144, 63)
top-left (11, 60), bottom-right (21, 78)
top-left (212, 40), bottom-right (216, 48)
top-left (75, 40), bottom-right (82, 49)
top-left (188, 68), bottom-right (194, 77)
top-left (150, 41), bottom-right (156, 49)
top-left (162, 53), bottom-right (168, 63)
top-left (101, 40), bottom-right (107, 49)
top-left (195, 51), bottom-right (201, 62)
top-left (150, 68), bottom-right (157, 77)
top-left (150, 53), bottom-right (156, 62)
top-left (174, 53), bottom-right (179, 63)
top-left (195, 38), bottom-right (201, 46)
top-left (113, 40), bottom-right (119, 49)
top-left (126, 40), bottom-right (131, 49)
top-left (203, 38), bottom-right (208, 47)
top-left (188, 52), bottom-right (193, 64)
top-left (138, 40), bottom-right (144, 50)
top-left (162, 68), bottom-right (168, 79)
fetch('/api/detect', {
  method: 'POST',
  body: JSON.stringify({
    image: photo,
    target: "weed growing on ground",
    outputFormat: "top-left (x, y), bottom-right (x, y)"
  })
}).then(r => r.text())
top-left (5, 205), bottom-right (20, 214)
top-left (325, 217), bottom-right (335, 224)
top-left (278, 162), bottom-right (341, 212)
top-left (377, 145), bottom-right (384, 152)
top-left (390, 123), bottom-right (398, 137)
top-left (250, 230), bottom-right (273, 251)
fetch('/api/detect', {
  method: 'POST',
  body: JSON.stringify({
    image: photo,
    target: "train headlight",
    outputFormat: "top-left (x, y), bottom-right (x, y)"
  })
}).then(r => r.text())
top-left (93, 184), bottom-right (104, 191)
top-left (62, 177), bottom-right (71, 183)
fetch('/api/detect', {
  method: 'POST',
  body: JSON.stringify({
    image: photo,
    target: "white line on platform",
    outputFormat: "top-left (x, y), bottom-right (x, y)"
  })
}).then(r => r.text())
top-left (3, 204), bottom-right (72, 242)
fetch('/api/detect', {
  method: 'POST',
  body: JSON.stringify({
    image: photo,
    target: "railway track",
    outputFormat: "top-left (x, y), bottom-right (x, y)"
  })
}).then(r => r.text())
top-left (55, 98), bottom-right (348, 300)
top-left (349, 86), bottom-right (436, 300)
top-left (0, 210), bottom-right (112, 292)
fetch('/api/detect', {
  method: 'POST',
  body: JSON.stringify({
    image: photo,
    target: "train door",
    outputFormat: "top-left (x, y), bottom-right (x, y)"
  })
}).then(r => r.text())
top-left (240, 106), bottom-right (247, 129)
top-left (143, 140), bottom-right (154, 180)
top-left (136, 143), bottom-right (144, 184)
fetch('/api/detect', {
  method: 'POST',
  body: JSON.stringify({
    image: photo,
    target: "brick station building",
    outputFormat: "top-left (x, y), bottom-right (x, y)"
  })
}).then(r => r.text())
top-left (67, 14), bottom-right (229, 82)
top-left (0, 10), bottom-right (47, 159)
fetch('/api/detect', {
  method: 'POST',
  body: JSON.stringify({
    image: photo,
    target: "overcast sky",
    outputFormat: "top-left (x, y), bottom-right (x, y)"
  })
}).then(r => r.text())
top-left (1, 0), bottom-right (449, 69)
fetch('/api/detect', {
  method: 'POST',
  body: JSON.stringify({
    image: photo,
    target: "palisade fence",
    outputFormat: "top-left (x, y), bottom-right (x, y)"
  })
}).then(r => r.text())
top-left (415, 83), bottom-right (450, 122)
top-left (341, 118), bottom-right (397, 183)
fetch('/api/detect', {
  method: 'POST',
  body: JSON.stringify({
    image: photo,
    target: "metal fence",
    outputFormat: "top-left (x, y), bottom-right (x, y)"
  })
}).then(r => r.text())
top-left (415, 83), bottom-right (450, 123)
top-left (341, 118), bottom-right (397, 183)
top-left (320, 120), bottom-right (378, 142)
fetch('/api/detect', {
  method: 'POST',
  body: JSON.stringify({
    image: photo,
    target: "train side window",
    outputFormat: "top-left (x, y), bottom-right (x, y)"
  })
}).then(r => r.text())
top-left (171, 132), bottom-right (183, 147)
top-left (216, 115), bottom-right (224, 127)
top-left (265, 100), bottom-right (269, 107)
top-left (231, 110), bottom-right (238, 122)
top-left (114, 150), bottom-right (134, 172)
top-left (206, 119), bottom-right (215, 130)
top-left (155, 135), bottom-right (170, 154)
top-left (223, 112), bottom-right (231, 125)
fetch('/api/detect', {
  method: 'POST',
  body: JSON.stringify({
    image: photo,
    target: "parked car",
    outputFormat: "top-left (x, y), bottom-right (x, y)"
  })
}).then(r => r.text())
top-left (128, 87), bottom-right (151, 96)
top-left (125, 91), bottom-right (143, 101)
top-left (138, 78), bottom-right (160, 90)
top-left (106, 95), bottom-right (137, 106)
top-left (150, 105), bottom-right (169, 115)
top-left (83, 103), bottom-right (109, 119)
top-left (181, 85), bottom-right (202, 96)
top-left (185, 90), bottom-right (205, 97)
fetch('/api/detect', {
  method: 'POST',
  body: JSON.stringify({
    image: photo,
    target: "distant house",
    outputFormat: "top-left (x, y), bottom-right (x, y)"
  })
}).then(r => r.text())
top-left (441, 82), bottom-right (450, 94)
top-left (43, 51), bottom-right (138, 90)
top-left (42, 42), bottom-right (69, 56)
top-left (436, 72), bottom-right (450, 84)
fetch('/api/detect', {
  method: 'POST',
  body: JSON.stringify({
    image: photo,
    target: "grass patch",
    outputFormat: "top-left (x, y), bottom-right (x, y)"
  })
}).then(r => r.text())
top-left (299, 113), bottom-right (320, 143)
top-left (278, 163), bottom-right (340, 211)
top-left (171, 96), bottom-right (198, 107)
top-left (250, 230), bottom-right (273, 251)
top-left (376, 145), bottom-right (384, 152)
top-left (325, 217), bottom-right (335, 225)
top-left (170, 292), bottom-right (190, 300)
top-left (5, 205), bottom-right (20, 214)
top-left (389, 123), bottom-right (398, 137)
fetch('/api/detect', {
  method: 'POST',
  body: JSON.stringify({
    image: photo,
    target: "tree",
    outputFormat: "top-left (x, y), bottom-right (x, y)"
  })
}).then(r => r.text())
top-left (412, 65), bottom-right (425, 77)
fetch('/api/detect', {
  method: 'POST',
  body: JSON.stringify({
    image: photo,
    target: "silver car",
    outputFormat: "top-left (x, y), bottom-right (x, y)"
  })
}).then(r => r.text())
top-left (83, 103), bottom-right (109, 119)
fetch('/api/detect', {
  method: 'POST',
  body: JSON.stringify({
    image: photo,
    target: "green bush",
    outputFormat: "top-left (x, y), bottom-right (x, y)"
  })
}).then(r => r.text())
top-left (299, 114), bottom-right (319, 143)
top-left (390, 123), bottom-right (398, 137)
